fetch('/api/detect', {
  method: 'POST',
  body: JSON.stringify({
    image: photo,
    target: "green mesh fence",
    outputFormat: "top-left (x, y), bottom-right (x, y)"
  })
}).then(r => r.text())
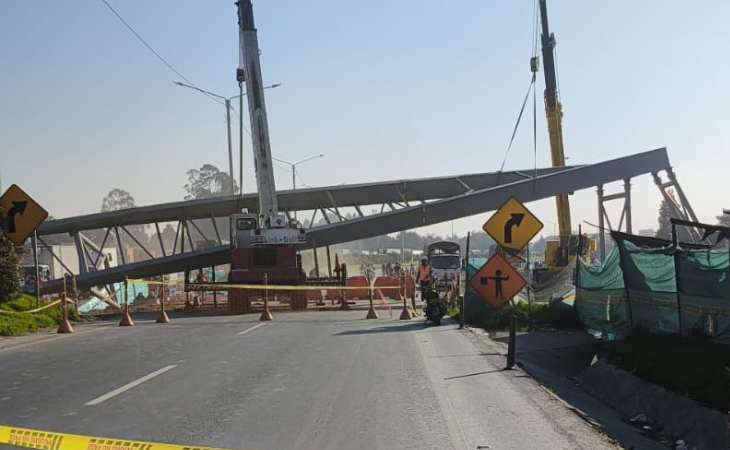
top-left (575, 232), bottom-right (730, 344)
top-left (575, 247), bottom-right (631, 340)
top-left (676, 249), bottom-right (730, 342)
top-left (464, 258), bottom-right (491, 325)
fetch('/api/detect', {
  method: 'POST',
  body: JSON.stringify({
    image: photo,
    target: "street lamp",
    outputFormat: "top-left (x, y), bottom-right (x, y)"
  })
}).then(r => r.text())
top-left (272, 154), bottom-right (325, 219)
top-left (173, 81), bottom-right (281, 195)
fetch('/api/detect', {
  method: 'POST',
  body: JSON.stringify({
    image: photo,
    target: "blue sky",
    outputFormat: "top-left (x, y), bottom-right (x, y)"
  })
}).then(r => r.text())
top-left (1, 1), bottom-right (728, 238)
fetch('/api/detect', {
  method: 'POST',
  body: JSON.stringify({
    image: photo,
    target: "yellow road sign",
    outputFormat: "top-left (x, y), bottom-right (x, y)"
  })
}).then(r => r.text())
top-left (0, 185), bottom-right (48, 245)
top-left (483, 196), bottom-right (543, 251)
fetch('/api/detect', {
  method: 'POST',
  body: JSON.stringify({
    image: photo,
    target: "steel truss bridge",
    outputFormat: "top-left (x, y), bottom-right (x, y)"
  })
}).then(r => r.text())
top-left (35, 148), bottom-right (698, 295)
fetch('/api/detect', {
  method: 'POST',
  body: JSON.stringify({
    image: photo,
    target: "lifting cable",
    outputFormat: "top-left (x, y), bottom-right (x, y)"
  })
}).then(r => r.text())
top-left (498, 0), bottom-right (542, 177)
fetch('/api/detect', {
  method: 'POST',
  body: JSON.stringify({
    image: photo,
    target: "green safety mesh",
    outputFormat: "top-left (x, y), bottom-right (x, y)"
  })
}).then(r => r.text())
top-left (575, 247), bottom-right (631, 340)
top-left (675, 250), bottom-right (730, 340)
top-left (615, 233), bottom-right (679, 334)
top-left (575, 231), bottom-right (730, 344)
top-left (464, 258), bottom-right (492, 325)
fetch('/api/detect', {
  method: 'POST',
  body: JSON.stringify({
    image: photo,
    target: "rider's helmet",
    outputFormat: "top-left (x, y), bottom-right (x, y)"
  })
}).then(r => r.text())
top-left (421, 256), bottom-right (428, 266)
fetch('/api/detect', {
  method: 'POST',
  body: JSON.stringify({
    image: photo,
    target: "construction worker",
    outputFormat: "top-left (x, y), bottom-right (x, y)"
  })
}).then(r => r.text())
top-left (415, 256), bottom-right (433, 298)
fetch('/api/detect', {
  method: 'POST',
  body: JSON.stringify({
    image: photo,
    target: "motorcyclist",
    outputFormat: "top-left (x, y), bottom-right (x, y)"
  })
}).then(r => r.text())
top-left (415, 256), bottom-right (434, 298)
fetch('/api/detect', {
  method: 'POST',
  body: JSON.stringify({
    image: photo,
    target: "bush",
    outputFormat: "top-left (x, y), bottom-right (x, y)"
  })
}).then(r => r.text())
top-left (0, 294), bottom-right (79, 336)
top-left (478, 300), bottom-right (581, 331)
top-left (606, 327), bottom-right (730, 412)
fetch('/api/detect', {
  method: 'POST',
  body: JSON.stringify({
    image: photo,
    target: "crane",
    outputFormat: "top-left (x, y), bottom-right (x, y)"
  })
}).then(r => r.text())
top-left (228, 0), bottom-right (307, 309)
top-left (538, 0), bottom-right (573, 267)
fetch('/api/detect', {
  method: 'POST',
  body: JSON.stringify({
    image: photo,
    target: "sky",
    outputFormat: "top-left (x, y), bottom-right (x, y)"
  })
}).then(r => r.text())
top-left (1, 0), bottom-right (728, 239)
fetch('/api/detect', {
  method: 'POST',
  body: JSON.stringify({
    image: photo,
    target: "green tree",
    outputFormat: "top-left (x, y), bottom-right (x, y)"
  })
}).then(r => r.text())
top-left (0, 233), bottom-right (23, 303)
top-left (102, 188), bottom-right (135, 212)
top-left (656, 199), bottom-right (674, 240)
top-left (184, 164), bottom-right (238, 200)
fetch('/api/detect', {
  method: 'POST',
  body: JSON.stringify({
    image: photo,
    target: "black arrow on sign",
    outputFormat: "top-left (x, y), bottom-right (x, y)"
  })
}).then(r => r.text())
top-left (6, 201), bottom-right (28, 233)
top-left (503, 213), bottom-right (524, 244)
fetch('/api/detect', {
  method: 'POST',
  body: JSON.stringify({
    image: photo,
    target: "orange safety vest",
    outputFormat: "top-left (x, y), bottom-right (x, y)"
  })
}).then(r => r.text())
top-left (417, 264), bottom-right (432, 282)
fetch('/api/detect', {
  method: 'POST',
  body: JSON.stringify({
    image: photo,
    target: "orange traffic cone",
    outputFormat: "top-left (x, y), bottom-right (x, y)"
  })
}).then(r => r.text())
top-left (156, 309), bottom-right (170, 324)
top-left (57, 295), bottom-right (74, 334)
top-left (119, 278), bottom-right (134, 326)
top-left (399, 295), bottom-right (412, 320)
top-left (119, 305), bottom-right (134, 326)
top-left (259, 307), bottom-right (273, 321)
top-left (260, 273), bottom-right (273, 321)
top-left (366, 305), bottom-right (379, 319)
top-left (156, 286), bottom-right (170, 324)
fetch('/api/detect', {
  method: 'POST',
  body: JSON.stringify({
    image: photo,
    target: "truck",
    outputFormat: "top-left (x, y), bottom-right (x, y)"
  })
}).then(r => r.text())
top-left (426, 241), bottom-right (461, 292)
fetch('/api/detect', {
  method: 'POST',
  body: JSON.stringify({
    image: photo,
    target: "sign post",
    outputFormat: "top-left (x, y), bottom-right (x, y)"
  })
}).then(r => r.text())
top-left (471, 196), bottom-right (543, 369)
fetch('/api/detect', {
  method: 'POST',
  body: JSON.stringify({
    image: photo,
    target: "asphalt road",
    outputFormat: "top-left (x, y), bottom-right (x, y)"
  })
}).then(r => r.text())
top-left (0, 310), bottom-right (616, 450)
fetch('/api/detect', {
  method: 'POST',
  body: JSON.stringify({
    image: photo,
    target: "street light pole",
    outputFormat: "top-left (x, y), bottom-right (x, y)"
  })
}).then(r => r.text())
top-left (173, 81), bottom-right (281, 196)
top-left (272, 153), bottom-right (325, 220)
top-left (225, 98), bottom-right (234, 194)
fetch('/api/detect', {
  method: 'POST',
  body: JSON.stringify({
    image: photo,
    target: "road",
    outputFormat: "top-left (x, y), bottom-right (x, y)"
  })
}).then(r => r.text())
top-left (0, 311), bottom-right (616, 450)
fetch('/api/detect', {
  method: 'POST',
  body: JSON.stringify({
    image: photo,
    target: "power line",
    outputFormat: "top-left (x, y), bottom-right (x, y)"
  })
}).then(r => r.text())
top-left (98, 0), bottom-right (224, 106)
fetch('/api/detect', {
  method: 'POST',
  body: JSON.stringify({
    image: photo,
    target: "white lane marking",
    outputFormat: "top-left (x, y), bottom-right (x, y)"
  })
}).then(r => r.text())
top-left (237, 323), bottom-right (266, 336)
top-left (85, 365), bottom-right (177, 406)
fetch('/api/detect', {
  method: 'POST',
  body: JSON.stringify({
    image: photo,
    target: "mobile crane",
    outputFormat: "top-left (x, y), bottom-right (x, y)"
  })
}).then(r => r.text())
top-left (536, 0), bottom-right (592, 268)
top-left (228, 0), bottom-right (308, 312)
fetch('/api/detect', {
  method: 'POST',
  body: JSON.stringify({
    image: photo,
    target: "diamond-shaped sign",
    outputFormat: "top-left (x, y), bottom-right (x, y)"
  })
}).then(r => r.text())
top-left (483, 196), bottom-right (543, 252)
top-left (0, 185), bottom-right (48, 245)
top-left (469, 253), bottom-right (526, 309)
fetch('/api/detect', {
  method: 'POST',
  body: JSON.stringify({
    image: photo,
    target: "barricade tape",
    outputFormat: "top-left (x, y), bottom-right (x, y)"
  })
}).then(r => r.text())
top-left (128, 278), bottom-right (416, 292)
top-left (0, 300), bottom-right (61, 315)
top-left (0, 425), bottom-right (250, 450)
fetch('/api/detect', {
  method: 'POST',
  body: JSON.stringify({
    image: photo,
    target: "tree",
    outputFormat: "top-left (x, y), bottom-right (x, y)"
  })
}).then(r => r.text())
top-left (102, 189), bottom-right (135, 212)
top-left (184, 164), bottom-right (238, 200)
top-left (656, 199), bottom-right (674, 240)
top-left (656, 192), bottom-right (692, 242)
top-left (0, 233), bottom-right (23, 302)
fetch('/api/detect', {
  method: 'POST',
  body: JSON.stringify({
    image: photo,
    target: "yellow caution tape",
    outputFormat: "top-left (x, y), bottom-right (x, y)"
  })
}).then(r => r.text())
top-left (128, 278), bottom-right (414, 292)
top-left (0, 425), bottom-right (251, 450)
top-left (0, 300), bottom-right (61, 315)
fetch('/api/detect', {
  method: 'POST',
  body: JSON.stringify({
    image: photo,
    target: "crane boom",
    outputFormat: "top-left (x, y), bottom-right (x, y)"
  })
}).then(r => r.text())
top-left (538, 0), bottom-right (572, 264)
top-left (237, 0), bottom-right (280, 228)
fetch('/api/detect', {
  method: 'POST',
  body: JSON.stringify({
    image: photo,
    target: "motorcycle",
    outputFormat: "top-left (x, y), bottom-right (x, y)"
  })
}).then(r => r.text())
top-left (421, 281), bottom-right (447, 325)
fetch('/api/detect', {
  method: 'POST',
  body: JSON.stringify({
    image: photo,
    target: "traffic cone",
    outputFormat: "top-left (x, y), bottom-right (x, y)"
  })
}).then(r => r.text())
top-left (156, 287), bottom-right (170, 324)
top-left (120, 278), bottom-right (134, 326)
top-left (366, 286), bottom-right (378, 319)
top-left (259, 307), bottom-right (273, 321)
top-left (399, 296), bottom-right (412, 320)
top-left (156, 309), bottom-right (170, 324)
top-left (119, 306), bottom-right (134, 326)
top-left (57, 296), bottom-right (74, 334)
top-left (260, 273), bottom-right (273, 321)
top-left (366, 305), bottom-right (379, 319)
